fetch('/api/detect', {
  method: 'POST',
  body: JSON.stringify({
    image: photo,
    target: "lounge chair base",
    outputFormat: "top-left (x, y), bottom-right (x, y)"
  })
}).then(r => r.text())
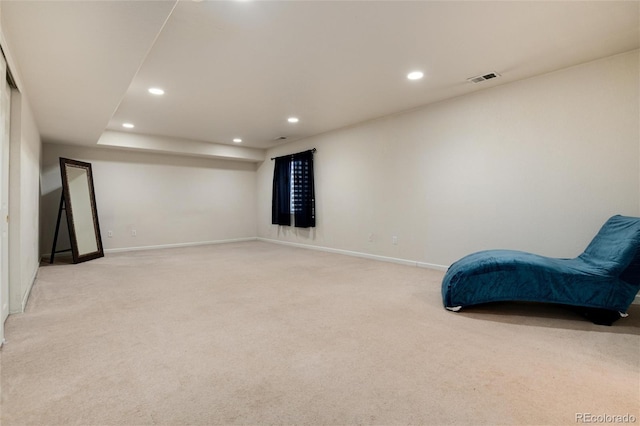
top-left (573, 307), bottom-right (624, 326)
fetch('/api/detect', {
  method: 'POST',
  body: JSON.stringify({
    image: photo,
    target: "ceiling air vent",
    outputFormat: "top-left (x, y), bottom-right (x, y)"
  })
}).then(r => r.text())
top-left (467, 72), bottom-right (501, 84)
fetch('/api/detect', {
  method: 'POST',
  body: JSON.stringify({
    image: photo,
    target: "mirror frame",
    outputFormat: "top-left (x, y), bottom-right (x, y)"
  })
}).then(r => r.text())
top-left (59, 157), bottom-right (104, 263)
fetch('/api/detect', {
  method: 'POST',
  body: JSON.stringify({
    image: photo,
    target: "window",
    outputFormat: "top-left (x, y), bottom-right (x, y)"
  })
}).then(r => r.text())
top-left (290, 159), bottom-right (310, 214)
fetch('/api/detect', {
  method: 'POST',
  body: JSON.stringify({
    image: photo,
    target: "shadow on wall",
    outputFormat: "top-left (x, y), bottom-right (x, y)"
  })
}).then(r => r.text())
top-left (43, 141), bottom-right (259, 172)
top-left (40, 187), bottom-right (71, 259)
top-left (40, 144), bottom-right (258, 199)
top-left (39, 143), bottom-right (261, 258)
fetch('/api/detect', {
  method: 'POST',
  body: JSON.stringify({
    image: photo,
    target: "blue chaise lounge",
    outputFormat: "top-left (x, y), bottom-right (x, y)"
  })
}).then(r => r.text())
top-left (441, 215), bottom-right (640, 325)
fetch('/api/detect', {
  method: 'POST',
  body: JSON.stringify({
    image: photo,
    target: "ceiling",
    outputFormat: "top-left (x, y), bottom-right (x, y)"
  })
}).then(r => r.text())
top-left (2, 0), bottom-right (638, 157)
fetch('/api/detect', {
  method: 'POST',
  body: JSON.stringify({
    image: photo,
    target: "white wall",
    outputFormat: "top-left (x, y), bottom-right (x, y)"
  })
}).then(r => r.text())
top-left (8, 91), bottom-right (41, 313)
top-left (41, 143), bottom-right (257, 255)
top-left (0, 40), bottom-right (9, 331)
top-left (257, 51), bottom-right (640, 267)
top-left (1, 0), bottom-right (43, 316)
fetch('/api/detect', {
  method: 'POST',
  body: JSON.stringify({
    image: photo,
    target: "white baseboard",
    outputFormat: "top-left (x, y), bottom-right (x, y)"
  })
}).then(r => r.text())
top-left (416, 261), bottom-right (449, 272)
top-left (257, 238), bottom-right (449, 272)
top-left (104, 237), bottom-right (258, 254)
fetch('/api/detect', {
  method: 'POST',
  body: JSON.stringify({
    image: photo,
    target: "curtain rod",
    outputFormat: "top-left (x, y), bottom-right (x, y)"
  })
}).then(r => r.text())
top-left (271, 148), bottom-right (316, 161)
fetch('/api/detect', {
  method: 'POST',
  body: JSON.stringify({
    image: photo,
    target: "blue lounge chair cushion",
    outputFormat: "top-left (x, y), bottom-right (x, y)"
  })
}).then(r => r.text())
top-left (442, 215), bottom-right (640, 316)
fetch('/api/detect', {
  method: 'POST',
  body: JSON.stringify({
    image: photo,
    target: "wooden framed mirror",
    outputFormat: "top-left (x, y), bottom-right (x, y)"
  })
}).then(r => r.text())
top-left (58, 157), bottom-right (104, 263)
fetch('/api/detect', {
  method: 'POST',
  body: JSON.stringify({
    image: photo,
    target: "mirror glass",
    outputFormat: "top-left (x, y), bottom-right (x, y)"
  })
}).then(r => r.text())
top-left (65, 165), bottom-right (99, 254)
top-left (60, 158), bottom-right (104, 263)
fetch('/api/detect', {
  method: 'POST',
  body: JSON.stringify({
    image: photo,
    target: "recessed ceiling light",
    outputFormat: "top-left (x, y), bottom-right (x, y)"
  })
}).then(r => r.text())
top-left (122, 123), bottom-right (134, 129)
top-left (407, 71), bottom-right (424, 80)
top-left (233, 138), bottom-right (242, 143)
top-left (148, 87), bottom-right (165, 95)
top-left (288, 117), bottom-right (299, 123)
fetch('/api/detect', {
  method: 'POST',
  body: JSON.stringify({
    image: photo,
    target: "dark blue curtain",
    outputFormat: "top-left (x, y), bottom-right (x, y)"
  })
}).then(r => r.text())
top-left (271, 149), bottom-right (315, 228)
top-left (272, 156), bottom-right (291, 226)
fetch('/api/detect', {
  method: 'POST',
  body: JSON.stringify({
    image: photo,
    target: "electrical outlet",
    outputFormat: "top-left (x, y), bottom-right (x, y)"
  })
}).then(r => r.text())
top-left (107, 231), bottom-right (113, 238)
top-left (392, 236), bottom-right (398, 245)
top-left (131, 230), bottom-right (137, 237)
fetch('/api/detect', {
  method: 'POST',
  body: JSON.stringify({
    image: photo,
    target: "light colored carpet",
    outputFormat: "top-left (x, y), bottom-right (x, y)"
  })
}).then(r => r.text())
top-left (1, 241), bottom-right (638, 425)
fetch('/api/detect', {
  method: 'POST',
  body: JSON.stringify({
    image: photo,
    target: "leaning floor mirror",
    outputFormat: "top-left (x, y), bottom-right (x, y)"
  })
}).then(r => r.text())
top-left (56, 157), bottom-right (104, 263)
